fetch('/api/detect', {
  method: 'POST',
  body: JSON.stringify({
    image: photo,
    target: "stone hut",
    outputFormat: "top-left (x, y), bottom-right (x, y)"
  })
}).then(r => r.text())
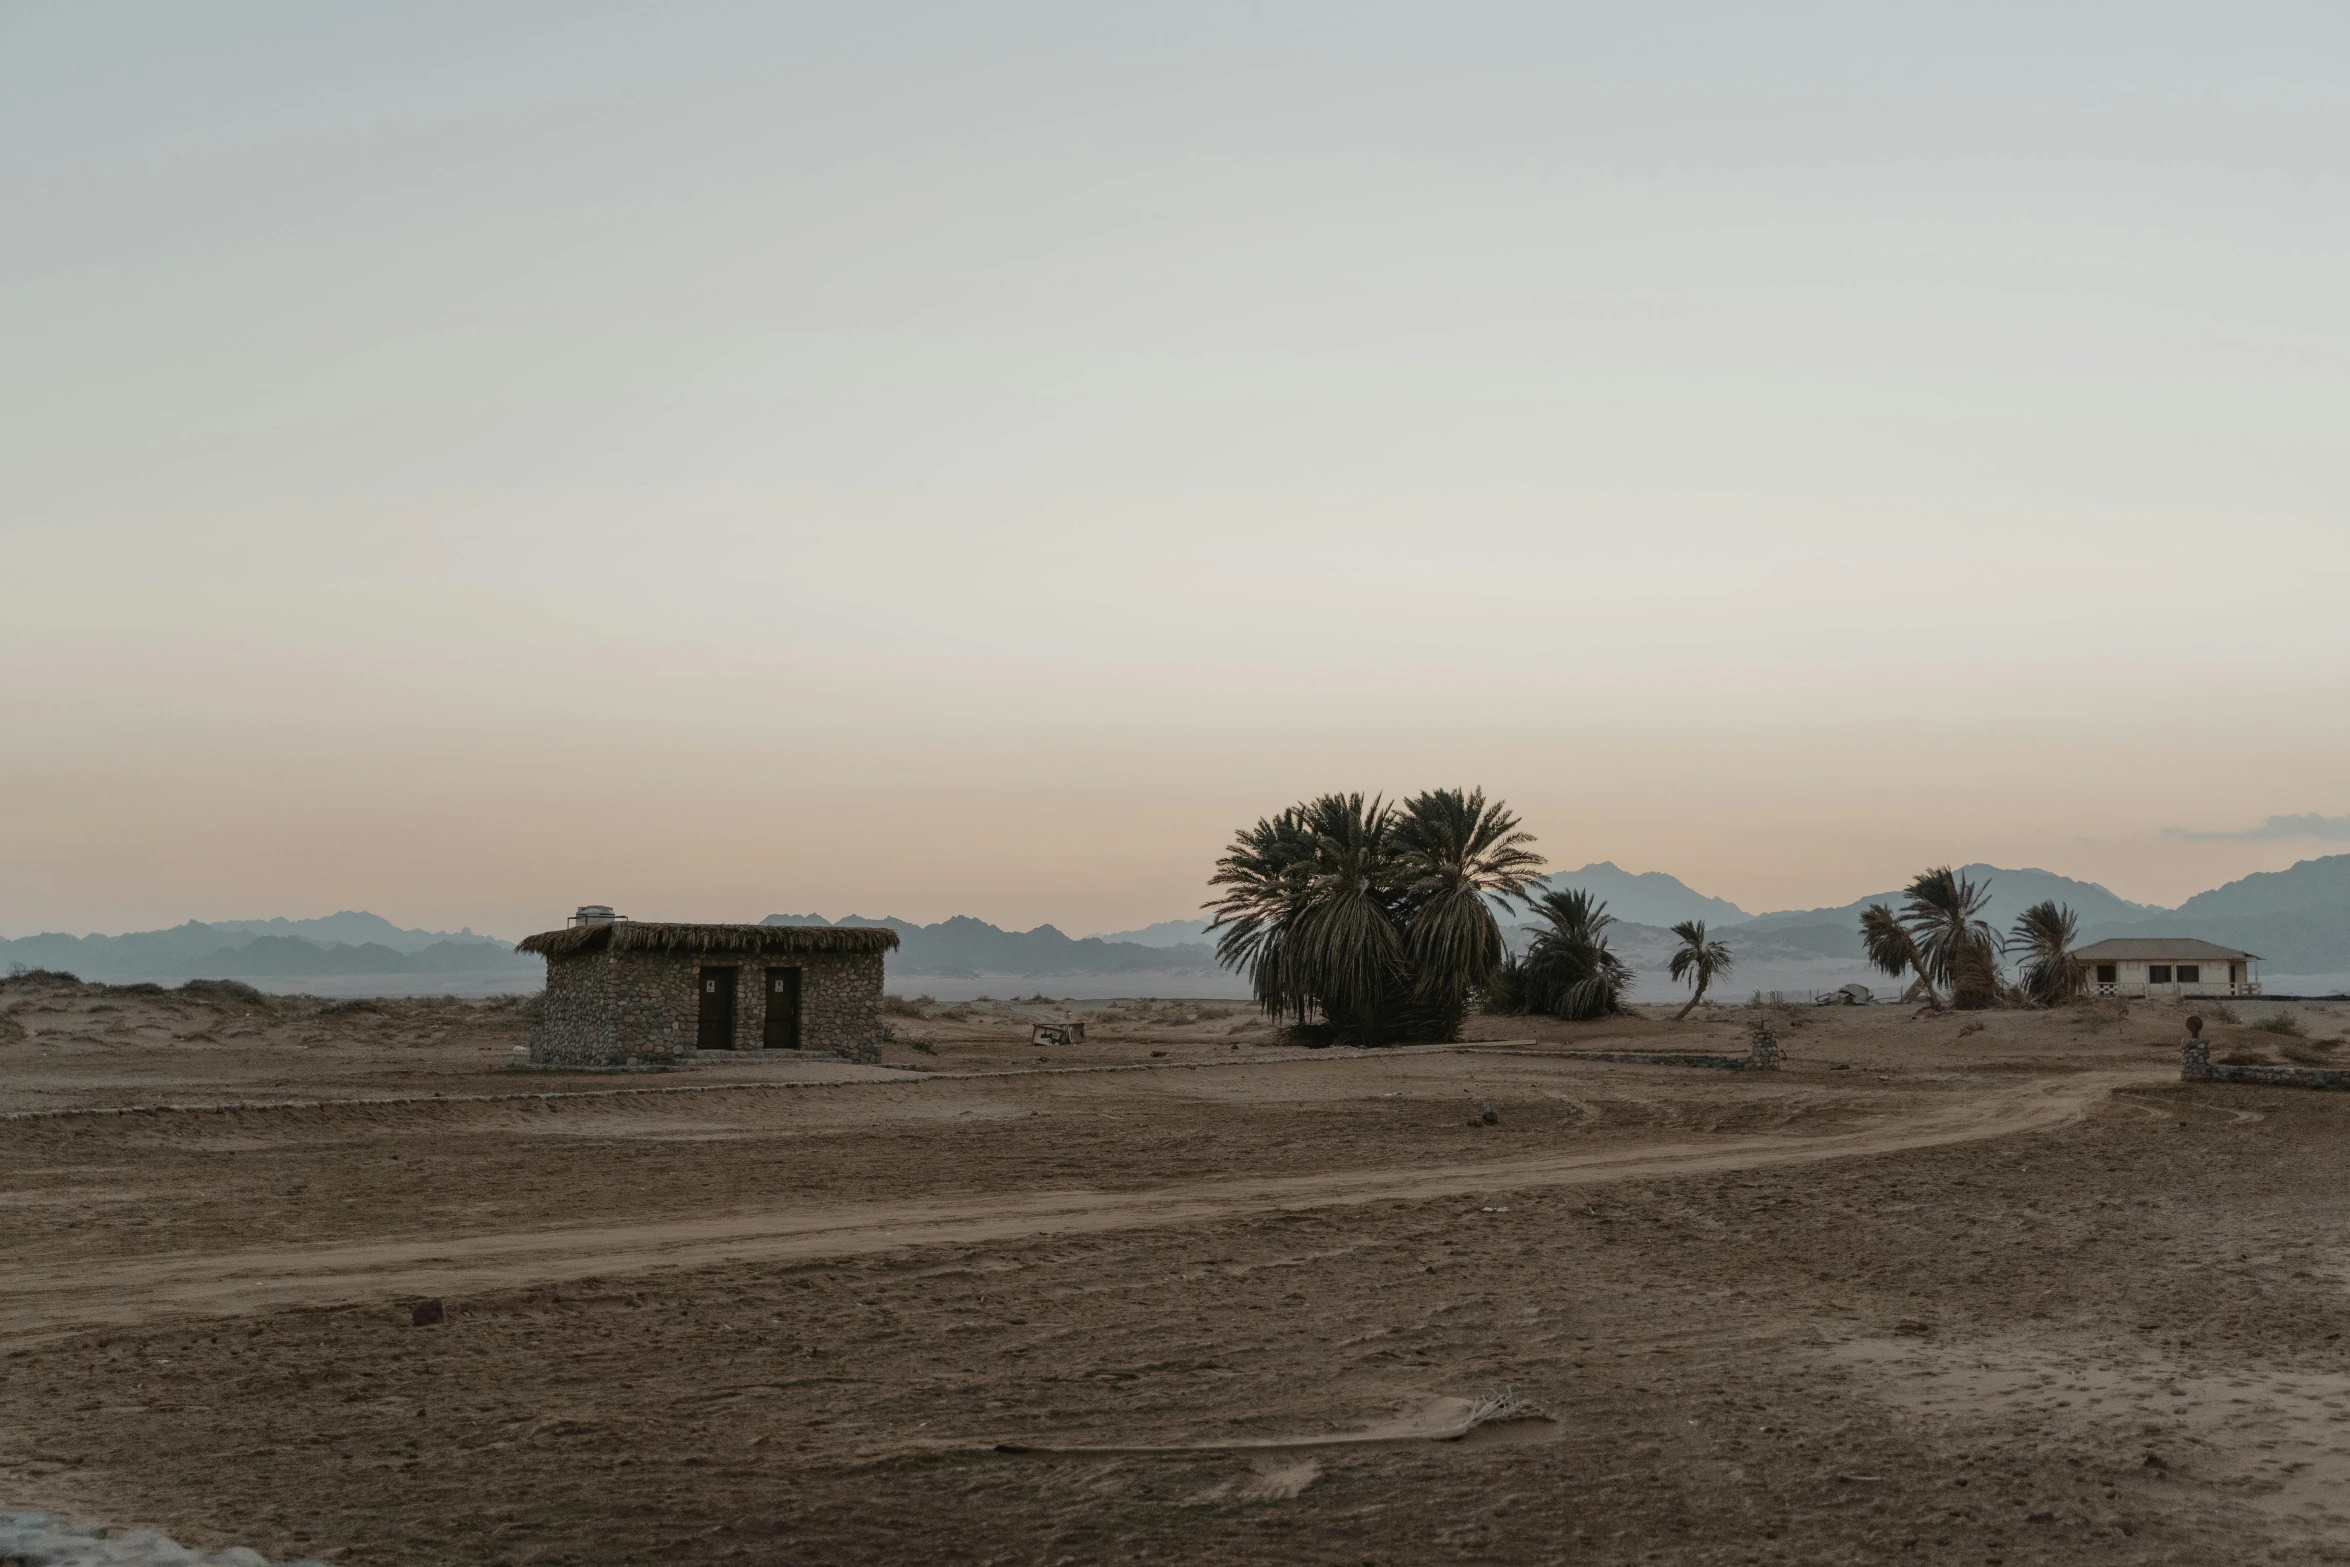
top-left (516, 913), bottom-right (899, 1066)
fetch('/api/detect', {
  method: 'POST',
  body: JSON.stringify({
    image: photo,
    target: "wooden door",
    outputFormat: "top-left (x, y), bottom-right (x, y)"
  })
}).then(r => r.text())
top-left (697, 966), bottom-right (738, 1050)
top-left (763, 967), bottom-right (802, 1050)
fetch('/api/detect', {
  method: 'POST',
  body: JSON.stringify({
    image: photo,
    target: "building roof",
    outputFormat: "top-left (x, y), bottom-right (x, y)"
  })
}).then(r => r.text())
top-left (516, 922), bottom-right (901, 959)
top-left (2073, 937), bottom-right (2261, 962)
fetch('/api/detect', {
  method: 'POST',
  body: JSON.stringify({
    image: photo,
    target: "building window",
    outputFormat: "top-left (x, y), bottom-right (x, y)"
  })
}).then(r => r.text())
top-left (2096, 964), bottom-right (2116, 984)
top-left (2149, 965), bottom-right (2172, 984)
top-left (2177, 965), bottom-right (2200, 984)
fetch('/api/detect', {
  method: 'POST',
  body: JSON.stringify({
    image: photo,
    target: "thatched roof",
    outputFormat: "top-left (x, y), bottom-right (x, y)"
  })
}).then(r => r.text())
top-left (516, 922), bottom-right (900, 959)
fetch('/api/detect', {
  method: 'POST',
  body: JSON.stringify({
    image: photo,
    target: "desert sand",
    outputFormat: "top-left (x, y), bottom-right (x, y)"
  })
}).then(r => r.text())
top-left (6, 973), bottom-right (2350, 1564)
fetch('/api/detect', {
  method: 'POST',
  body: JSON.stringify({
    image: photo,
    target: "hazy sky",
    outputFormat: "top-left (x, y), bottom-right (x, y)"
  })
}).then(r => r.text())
top-left (6, 2), bottom-right (2349, 939)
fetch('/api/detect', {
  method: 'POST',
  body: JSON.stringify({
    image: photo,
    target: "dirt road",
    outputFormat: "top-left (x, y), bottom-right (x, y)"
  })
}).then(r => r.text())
top-left (0, 1067), bottom-right (2137, 1343)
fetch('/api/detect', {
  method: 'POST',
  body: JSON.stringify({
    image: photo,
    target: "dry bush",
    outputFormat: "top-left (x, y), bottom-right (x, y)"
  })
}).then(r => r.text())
top-left (2281, 1040), bottom-right (2342, 1066)
top-left (2202, 1001), bottom-right (2242, 1025)
top-left (2252, 1009), bottom-right (2307, 1037)
top-left (2, 966), bottom-right (82, 990)
top-left (176, 979), bottom-right (270, 1007)
top-left (880, 994), bottom-right (930, 1018)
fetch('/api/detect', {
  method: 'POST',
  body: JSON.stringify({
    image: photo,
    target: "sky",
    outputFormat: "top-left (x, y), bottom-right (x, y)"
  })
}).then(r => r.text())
top-left (5, 2), bottom-right (2349, 940)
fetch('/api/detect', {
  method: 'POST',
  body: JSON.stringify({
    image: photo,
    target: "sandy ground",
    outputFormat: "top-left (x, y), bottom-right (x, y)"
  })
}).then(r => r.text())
top-left (7, 973), bottom-right (2350, 1565)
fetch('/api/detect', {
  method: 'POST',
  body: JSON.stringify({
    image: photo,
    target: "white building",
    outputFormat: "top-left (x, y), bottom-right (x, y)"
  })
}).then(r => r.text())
top-left (2074, 938), bottom-right (2261, 999)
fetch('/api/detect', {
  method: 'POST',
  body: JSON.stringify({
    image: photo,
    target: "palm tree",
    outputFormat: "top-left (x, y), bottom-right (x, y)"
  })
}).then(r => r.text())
top-left (1901, 866), bottom-right (2001, 1009)
top-left (1289, 794), bottom-right (1406, 1040)
top-left (1392, 788), bottom-right (1546, 1040)
top-left (1206, 789), bottom-right (1540, 1045)
top-left (2007, 900), bottom-right (2083, 1006)
top-left (1667, 920), bottom-right (1734, 1020)
top-left (1520, 888), bottom-right (1632, 1021)
top-left (1205, 806), bottom-right (1319, 1023)
top-left (1859, 902), bottom-right (1935, 1005)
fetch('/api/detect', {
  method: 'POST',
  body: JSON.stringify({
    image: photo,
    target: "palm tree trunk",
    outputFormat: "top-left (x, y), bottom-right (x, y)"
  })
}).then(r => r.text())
top-left (1674, 976), bottom-right (1706, 1022)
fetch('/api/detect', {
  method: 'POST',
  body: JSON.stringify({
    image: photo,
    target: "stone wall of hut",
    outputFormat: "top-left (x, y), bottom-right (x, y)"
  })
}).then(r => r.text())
top-left (530, 949), bottom-right (885, 1066)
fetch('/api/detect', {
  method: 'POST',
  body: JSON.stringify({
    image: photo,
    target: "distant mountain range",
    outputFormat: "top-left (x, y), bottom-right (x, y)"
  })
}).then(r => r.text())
top-left (13, 852), bottom-right (2350, 998)
top-left (763, 913), bottom-right (1221, 980)
top-left (0, 915), bottom-right (531, 983)
top-left (1520, 862), bottom-right (1754, 930)
top-left (1085, 917), bottom-right (1218, 948)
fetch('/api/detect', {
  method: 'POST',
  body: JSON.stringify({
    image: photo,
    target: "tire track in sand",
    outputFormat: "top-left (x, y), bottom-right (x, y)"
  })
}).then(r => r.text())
top-left (0, 1071), bottom-right (2145, 1342)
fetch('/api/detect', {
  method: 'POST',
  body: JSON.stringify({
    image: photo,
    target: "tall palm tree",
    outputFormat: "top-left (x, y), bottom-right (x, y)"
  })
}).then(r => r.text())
top-left (1520, 888), bottom-right (1631, 1021)
top-left (1392, 788), bottom-right (1546, 1041)
top-left (1901, 866), bottom-right (2001, 1009)
top-left (1667, 920), bottom-right (1734, 1021)
top-left (2007, 900), bottom-right (2083, 1007)
top-left (1859, 902), bottom-right (1935, 1005)
top-left (1289, 795), bottom-right (1405, 1040)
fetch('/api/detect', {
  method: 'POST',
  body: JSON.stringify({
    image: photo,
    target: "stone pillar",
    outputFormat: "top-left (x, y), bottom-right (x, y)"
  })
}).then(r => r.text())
top-left (2181, 1014), bottom-right (2210, 1082)
top-left (1747, 1018), bottom-right (1781, 1071)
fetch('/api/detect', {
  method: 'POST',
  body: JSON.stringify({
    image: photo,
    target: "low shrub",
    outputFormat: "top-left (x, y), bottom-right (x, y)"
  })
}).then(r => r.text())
top-left (2251, 1010), bottom-right (2307, 1037)
top-left (2, 965), bottom-right (80, 988)
top-left (177, 979), bottom-right (269, 1006)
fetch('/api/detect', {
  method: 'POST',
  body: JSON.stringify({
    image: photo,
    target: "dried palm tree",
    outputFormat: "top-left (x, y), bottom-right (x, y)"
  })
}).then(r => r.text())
top-left (1860, 902), bottom-right (1935, 1005)
top-left (1667, 920), bottom-right (1734, 1021)
top-left (2007, 900), bottom-right (2084, 1007)
top-left (1392, 788), bottom-right (1546, 1041)
top-left (1900, 866), bottom-right (2002, 1009)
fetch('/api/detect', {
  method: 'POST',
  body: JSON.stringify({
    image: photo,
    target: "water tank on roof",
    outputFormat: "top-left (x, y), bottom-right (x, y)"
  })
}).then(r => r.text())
top-left (571, 904), bottom-right (621, 926)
